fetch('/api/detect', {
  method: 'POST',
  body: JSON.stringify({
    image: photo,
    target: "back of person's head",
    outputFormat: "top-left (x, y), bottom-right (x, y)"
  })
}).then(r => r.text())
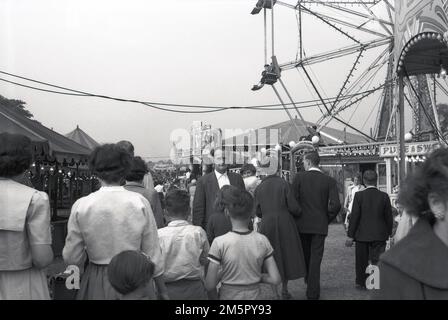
top-left (126, 156), bottom-right (148, 182)
top-left (107, 250), bottom-right (155, 296)
top-left (363, 170), bottom-right (377, 186)
top-left (0, 133), bottom-right (32, 178)
top-left (241, 163), bottom-right (257, 176)
top-left (399, 148), bottom-right (448, 220)
top-left (215, 185), bottom-right (254, 220)
top-left (165, 189), bottom-right (190, 218)
top-left (116, 140), bottom-right (135, 156)
top-left (89, 144), bottom-right (132, 184)
top-left (303, 151), bottom-right (320, 167)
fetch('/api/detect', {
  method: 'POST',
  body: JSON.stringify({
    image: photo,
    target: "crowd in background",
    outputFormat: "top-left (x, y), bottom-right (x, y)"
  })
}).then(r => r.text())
top-left (1, 132), bottom-right (448, 300)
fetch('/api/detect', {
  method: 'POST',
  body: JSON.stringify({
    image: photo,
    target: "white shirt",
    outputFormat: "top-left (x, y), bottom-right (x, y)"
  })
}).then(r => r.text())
top-left (348, 184), bottom-right (365, 212)
top-left (215, 170), bottom-right (230, 189)
top-left (63, 186), bottom-right (164, 277)
top-left (308, 167), bottom-right (322, 173)
top-left (158, 220), bottom-right (209, 282)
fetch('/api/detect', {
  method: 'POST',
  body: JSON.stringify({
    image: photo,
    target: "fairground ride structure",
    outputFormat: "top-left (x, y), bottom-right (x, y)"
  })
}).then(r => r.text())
top-left (249, 0), bottom-right (448, 184)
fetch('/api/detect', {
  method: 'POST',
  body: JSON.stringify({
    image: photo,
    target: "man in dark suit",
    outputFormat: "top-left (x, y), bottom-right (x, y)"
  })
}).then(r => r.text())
top-left (192, 148), bottom-right (245, 234)
top-left (347, 170), bottom-right (393, 290)
top-left (291, 151), bottom-right (341, 300)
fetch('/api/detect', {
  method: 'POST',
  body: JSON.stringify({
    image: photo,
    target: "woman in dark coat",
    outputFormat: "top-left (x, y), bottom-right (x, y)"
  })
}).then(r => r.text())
top-left (374, 149), bottom-right (448, 300)
top-left (254, 151), bottom-right (306, 299)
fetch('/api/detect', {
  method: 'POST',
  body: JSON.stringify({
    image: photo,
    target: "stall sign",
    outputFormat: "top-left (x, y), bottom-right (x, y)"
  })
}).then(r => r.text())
top-left (380, 142), bottom-right (440, 158)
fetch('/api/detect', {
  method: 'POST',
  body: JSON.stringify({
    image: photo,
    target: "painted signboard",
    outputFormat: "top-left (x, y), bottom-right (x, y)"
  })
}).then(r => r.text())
top-left (380, 141), bottom-right (441, 157)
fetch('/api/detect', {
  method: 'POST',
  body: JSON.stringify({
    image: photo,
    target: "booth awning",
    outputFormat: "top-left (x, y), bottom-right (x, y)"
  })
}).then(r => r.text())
top-left (0, 104), bottom-right (91, 162)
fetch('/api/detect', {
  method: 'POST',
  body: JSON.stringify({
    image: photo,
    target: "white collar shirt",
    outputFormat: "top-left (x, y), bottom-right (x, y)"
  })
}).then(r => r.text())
top-left (157, 220), bottom-right (209, 282)
top-left (215, 170), bottom-right (230, 189)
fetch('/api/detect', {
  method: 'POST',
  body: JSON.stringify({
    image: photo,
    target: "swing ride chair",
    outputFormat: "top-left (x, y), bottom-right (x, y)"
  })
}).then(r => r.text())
top-left (252, 60), bottom-right (281, 91)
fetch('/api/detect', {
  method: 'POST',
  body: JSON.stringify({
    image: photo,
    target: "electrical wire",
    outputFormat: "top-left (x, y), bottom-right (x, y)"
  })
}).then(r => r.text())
top-left (0, 69), bottom-right (386, 112)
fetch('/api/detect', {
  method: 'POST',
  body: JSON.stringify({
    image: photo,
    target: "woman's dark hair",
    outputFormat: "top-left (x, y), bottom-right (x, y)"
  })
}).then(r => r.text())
top-left (107, 250), bottom-right (155, 295)
top-left (116, 140), bottom-right (135, 156)
top-left (241, 163), bottom-right (257, 176)
top-left (0, 133), bottom-right (33, 178)
top-left (399, 148), bottom-right (448, 220)
top-left (125, 156), bottom-right (148, 182)
top-left (89, 144), bottom-right (132, 184)
top-left (214, 185), bottom-right (254, 220)
top-left (165, 189), bottom-right (190, 217)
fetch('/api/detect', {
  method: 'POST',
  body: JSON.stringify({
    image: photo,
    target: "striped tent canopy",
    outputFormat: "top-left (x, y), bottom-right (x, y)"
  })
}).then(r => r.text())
top-left (0, 104), bottom-right (91, 163)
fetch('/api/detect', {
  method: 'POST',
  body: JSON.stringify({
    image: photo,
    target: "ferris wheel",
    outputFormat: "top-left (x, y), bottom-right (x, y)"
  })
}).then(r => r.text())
top-left (249, 0), bottom-right (408, 145)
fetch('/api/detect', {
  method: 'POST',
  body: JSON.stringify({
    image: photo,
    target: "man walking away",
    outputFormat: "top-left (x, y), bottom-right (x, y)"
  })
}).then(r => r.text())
top-left (347, 170), bottom-right (393, 290)
top-left (291, 151), bottom-right (341, 300)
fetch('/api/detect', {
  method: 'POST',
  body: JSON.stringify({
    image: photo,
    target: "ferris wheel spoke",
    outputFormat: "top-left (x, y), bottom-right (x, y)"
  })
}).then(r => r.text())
top-left (280, 37), bottom-right (391, 70)
top-left (311, 11), bottom-right (391, 38)
top-left (360, 2), bottom-right (393, 35)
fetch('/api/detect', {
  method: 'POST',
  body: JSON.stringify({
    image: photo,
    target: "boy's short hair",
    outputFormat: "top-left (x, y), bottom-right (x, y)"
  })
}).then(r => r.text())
top-left (107, 250), bottom-right (155, 295)
top-left (215, 185), bottom-right (254, 220)
top-left (116, 140), bottom-right (135, 156)
top-left (126, 156), bottom-right (148, 182)
top-left (363, 170), bottom-right (377, 186)
top-left (165, 189), bottom-right (190, 217)
top-left (303, 151), bottom-right (320, 166)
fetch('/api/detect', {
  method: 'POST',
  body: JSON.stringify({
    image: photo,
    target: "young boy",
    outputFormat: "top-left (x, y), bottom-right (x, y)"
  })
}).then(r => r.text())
top-left (107, 250), bottom-right (156, 300)
top-left (158, 189), bottom-right (209, 300)
top-left (205, 185), bottom-right (281, 300)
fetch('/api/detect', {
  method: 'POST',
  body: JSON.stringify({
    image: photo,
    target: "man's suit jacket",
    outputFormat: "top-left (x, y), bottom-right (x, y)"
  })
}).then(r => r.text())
top-left (291, 169), bottom-right (341, 235)
top-left (192, 171), bottom-right (245, 229)
top-left (348, 187), bottom-right (393, 242)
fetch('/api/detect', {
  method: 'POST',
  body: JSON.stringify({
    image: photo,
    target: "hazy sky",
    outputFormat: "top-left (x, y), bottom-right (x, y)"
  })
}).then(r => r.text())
top-left (0, 0), bottom-right (402, 158)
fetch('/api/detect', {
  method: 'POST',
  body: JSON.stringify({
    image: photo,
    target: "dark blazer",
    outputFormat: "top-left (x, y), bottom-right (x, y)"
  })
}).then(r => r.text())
top-left (347, 187), bottom-right (393, 242)
top-left (192, 171), bottom-right (245, 228)
top-left (291, 169), bottom-right (341, 235)
top-left (374, 218), bottom-right (448, 300)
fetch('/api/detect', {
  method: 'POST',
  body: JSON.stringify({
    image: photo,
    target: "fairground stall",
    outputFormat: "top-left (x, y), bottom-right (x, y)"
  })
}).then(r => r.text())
top-left (0, 103), bottom-right (94, 255)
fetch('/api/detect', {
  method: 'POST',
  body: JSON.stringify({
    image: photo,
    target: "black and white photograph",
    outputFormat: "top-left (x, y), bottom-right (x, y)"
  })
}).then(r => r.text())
top-left (1, 0), bottom-right (448, 310)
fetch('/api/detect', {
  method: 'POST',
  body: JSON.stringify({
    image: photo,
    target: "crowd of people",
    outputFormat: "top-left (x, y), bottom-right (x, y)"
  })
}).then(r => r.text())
top-left (1, 131), bottom-right (448, 300)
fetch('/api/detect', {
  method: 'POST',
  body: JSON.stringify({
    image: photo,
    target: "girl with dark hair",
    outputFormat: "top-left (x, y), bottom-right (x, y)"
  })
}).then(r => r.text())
top-left (0, 133), bottom-right (54, 299)
top-left (63, 144), bottom-right (168, 300)
top-left (375, 148), bottom-right (448, 299)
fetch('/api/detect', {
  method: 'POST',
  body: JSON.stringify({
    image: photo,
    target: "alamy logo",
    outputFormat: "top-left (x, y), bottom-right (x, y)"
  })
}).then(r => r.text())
top-left (365, 265), bottom-right (380, 290)
top-left (65, 265), bottom-right (80, 290)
